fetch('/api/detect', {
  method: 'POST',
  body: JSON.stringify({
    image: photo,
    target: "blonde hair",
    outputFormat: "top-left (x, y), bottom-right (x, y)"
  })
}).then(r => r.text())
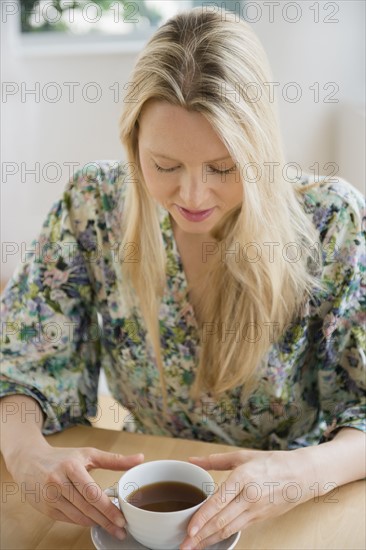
top-left (118, 7), bottom-right (327, 419)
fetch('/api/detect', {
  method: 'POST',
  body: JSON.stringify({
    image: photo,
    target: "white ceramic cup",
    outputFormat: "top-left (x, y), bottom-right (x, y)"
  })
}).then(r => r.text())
top-left (105, 459), bottom-right (215, 550)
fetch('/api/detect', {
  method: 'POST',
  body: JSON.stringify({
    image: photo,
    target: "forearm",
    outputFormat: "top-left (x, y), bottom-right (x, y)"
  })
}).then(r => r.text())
top-left (0, 395), bottom-right (49, 464)
top-left (294, 427), bottom-right (366, 497)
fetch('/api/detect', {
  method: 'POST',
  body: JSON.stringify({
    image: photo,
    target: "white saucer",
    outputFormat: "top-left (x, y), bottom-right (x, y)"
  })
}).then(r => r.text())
top-left (91, 525), bottom-right (241, 550)
top-left (91, 497), bottom-right (240, 550)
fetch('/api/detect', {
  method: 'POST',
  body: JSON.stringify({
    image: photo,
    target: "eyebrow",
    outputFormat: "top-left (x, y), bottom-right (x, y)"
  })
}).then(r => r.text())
top-left (148, 150), bottom-right (232, 163)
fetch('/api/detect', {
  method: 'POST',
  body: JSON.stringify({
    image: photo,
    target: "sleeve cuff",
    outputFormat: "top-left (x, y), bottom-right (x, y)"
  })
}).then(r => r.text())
top-left (0, 381), bottom-right (92, 435)
top-left (319, 406), bottom-right (366, 443)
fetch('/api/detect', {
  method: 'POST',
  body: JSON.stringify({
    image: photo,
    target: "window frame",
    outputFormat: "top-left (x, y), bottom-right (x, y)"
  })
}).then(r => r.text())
top-left (14, 0), bottom-right (246, 57)
top-left (15, 0), bottom-right (189, 57)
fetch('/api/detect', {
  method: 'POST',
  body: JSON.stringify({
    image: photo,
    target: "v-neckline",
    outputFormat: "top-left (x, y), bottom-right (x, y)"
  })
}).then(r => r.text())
top-left (157, 203), bottom-right (199, 330)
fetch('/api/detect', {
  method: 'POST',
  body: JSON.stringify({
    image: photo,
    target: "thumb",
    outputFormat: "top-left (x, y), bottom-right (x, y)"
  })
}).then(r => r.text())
top-left (87, 449), bottom-right (144, 471)
top-left (188, 451), bottom-right (243, 470)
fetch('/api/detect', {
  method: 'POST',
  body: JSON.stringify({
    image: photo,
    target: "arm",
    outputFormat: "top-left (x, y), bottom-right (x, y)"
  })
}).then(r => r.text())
top-left (0, 161), bottom-right (130, 434)
top-left (0, 395), bottom-right (47, 467)
top-left (0, 166), bottom-right (143, 540)
top-left (0, 167), bottom-right (101, 434)
top-left (181, 180), bottom-right (366, 550)
top-left (180, 430), bottom-right (365, 550)
top-left (0, 394), bottom-right (143, 541)
top-left (295, 427), bottom-right (365, 494)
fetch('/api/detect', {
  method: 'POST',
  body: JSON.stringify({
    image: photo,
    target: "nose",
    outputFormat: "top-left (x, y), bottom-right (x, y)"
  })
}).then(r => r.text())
top-left (178, 174), bottom-right (210, 210)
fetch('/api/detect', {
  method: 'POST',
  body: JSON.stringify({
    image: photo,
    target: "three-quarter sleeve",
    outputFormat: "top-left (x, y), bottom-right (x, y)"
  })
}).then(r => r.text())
top-left (315, 183), bottom-right (366, 442)
top-left (0, 170), bottom-right (101, 434)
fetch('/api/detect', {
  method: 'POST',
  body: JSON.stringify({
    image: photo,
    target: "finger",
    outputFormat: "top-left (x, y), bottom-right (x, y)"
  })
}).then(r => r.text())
top-left (57, 492), bottom-right (126, 540)
top-left (181, 492), bottom-right (247, 549)
top-left (53, 495), bottom-right (100, 528)
top-left (58, 490), bottom-right (126, 540)
top-left (183, 510), bottom-right (251, 550)
top-left (85, 449), bottom-right (144, 471)
top-left (66, 462), bottom-right (125, 530)
top-left (185, 471), bottom-right (245, 539)
top-left (188, 451), bottom-right (244, 471)
top-left (60, 477), bottom-right (125, 535)
top-left (47, 507), bottom-right (83, 524)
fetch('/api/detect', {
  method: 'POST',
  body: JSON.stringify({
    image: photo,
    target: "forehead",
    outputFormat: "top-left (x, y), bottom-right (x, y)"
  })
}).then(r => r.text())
top-left (138, 100), bottom-right (231, 161)
top-left (138, 100), bottom-right (210, 134)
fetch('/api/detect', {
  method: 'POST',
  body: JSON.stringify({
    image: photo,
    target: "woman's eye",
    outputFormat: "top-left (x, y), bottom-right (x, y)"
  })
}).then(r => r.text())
top-left (208, 166), bottom-right (237, 175)
top-left (154, 163), bottom-right (176, 173)
top-left (153, 163), bottom-right (236, 175)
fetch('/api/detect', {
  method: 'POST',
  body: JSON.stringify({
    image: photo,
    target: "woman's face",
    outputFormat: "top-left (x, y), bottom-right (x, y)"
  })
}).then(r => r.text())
top-left (137, 100), bottom-right (243, 239)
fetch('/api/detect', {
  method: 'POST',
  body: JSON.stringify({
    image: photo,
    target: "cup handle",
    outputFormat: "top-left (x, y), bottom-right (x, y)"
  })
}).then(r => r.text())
top-left (104, 486), bottom-right (118, 498)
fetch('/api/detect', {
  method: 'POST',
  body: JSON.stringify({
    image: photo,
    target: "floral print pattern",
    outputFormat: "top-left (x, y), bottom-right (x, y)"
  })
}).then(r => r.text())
top-left (1, 160), bottom-right (365, 450)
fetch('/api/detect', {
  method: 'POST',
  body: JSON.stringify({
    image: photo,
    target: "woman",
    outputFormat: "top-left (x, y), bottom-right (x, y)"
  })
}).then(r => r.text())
top-left (1, 7), bottom-right (365, 549)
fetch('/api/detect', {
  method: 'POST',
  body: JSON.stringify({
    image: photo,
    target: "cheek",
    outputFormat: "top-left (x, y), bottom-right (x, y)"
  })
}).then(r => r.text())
top-left (139, 161), bottom-right (170, 202)
top-left (218, 182), bottom-right (243, 206)
top-left (235, 185), bottom-right (244, 203)
top-left (146, 181), bottom-right (167, 202)
top-left (139, 155), bottom-right (151, 182)
top-left (139, 158), bottom-right (158, 195)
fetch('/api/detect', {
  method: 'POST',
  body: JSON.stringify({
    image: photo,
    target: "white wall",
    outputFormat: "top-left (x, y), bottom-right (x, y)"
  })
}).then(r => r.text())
top-left (1, 0), bottom-right (365, 282)
top-left (249, 0), bottom-right (365, 182)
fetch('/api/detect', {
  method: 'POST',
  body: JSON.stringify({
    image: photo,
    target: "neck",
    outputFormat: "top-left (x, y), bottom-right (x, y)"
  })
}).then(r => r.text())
top-left (170, 215), bottom-right (215, 246)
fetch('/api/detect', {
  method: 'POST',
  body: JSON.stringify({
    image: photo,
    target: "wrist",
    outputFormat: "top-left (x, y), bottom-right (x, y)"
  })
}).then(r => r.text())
top-left (287, 447), bottom-right (319, 504)
top-left (290, 431), bottom-right (365, 501)
top-left (1, 395), bottom-right (46, 459)
top-left (4, 424), bottom-right (50, 458)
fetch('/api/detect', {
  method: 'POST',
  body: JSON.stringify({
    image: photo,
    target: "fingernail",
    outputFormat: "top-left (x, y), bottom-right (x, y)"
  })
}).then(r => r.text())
top-left (115, 528), bottom-right (126, 541)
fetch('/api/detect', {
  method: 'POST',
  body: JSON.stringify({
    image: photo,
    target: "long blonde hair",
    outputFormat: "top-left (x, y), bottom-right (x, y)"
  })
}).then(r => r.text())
top-left (118, 7), bottom-right (327, 418)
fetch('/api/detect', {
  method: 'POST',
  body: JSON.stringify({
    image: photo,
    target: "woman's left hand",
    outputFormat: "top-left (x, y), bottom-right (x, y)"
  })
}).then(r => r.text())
top-left (180, 449), bottom-right (313, 550)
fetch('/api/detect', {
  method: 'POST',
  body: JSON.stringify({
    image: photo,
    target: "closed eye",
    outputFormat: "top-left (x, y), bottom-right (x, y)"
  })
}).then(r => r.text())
top-left (154, 163), bottom-right (176, 173)
top-left (154, 163), bottom-right (236, 174)
top-left (207, 165), bottom-right (237, 175)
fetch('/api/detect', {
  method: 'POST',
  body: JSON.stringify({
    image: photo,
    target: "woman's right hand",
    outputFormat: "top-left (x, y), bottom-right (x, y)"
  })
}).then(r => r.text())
top-left (8, 440), bottom-right (144, 540)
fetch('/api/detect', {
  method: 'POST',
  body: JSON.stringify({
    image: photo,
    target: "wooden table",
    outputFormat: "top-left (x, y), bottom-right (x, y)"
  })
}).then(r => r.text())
top-left (1, 426), bottom-right (365, 549)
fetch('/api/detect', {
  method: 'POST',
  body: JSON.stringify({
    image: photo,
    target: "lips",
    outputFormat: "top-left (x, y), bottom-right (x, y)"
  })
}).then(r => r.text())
top-left (180, 207), bottom-right (213, 214)
top-left (176, 205), bottom-right (216, 222)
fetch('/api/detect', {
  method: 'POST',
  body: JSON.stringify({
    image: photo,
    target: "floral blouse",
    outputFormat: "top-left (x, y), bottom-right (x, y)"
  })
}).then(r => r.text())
top-left (1, 160), bottom-right (365, 450)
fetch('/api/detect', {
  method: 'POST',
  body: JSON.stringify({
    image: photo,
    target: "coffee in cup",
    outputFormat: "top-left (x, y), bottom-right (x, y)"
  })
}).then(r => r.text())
top-left (105, 459), bottom-right (215, 549)
top-left (126, 480), bottom-right (207, 512)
